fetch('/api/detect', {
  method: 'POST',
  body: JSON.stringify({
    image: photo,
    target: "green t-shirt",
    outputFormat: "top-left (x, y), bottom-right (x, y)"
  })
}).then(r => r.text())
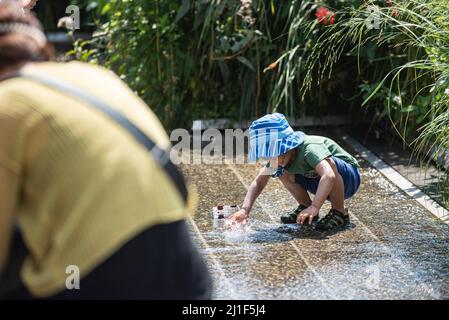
top-left (268, 134), bottom-right (359, 179)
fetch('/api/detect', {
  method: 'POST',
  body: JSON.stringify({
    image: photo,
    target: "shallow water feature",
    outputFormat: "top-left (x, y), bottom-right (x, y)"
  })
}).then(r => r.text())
top-left (182, 151), bottom-right (449, 299)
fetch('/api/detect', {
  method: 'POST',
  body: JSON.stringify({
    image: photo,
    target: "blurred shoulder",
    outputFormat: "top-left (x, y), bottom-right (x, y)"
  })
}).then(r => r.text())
top-left (38, 61), bottom-right (120, 80)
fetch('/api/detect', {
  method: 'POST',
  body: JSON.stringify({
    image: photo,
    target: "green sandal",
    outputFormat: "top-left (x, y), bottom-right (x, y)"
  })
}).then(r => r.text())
top-left (280, 204), bottom-right (319, 224)
top-left (315, 209), bottom-right (350, 231)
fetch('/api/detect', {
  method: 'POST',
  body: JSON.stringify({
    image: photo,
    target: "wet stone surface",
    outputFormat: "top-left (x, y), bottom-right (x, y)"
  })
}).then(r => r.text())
top-left (182, 152), bottom-right (449, 299)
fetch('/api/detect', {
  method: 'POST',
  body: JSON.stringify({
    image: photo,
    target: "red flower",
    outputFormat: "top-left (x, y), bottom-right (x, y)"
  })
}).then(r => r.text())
top-left (315, 7), bottom-right (336, 25)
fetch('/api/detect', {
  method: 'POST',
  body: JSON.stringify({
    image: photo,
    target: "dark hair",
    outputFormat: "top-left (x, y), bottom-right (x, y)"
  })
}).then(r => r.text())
top-left (0, 0), bottom-right (54, 70)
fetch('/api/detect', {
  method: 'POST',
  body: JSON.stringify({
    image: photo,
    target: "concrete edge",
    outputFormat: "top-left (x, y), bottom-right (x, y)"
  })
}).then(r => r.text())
top-left (334, 128), bottom-right (449, 225)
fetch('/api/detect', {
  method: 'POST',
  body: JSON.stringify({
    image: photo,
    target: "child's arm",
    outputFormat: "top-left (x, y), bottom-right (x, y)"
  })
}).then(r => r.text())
top-left (228, 166), bottom-right (271, 222)
top-left (298, 158), bottom-right (336, 224)
top-left (311, 158), bottom-right (336, 209)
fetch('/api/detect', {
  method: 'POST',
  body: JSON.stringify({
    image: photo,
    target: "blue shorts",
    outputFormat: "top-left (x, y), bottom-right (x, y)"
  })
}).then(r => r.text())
top-left (294, 156), bottom-right (361, 199)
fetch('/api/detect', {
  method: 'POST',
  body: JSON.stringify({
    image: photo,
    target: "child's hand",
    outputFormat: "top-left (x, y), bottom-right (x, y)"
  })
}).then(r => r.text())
top-left (297, 205), bottom-right (319, 225)
top-left (227, 209), bottom-right (248, 223)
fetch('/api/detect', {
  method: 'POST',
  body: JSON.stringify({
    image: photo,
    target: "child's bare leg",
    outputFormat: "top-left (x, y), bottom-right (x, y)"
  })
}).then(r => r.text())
top-left (279, 172), bottom-right (312, 207)
top-left (327, 158), bottom-right (345, 213)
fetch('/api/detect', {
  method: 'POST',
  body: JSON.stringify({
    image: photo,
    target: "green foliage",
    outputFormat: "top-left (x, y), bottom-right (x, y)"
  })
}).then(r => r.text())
top-left (66, 39), bottom-right (98, 62)
top-left (300, 0), bottom-right (448, 154)
top-left (72, 0), bottom-right (260, 128)
top-left (69, 0), bottom-right (370, 128)
top-left (298, 0), bottom-right (448, 206)
top-left (66, 1), bottom-right (448, 201)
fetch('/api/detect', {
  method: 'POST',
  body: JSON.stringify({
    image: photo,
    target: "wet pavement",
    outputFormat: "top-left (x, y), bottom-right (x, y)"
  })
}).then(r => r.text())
top-left (181, 135), bottom-right (449, 300)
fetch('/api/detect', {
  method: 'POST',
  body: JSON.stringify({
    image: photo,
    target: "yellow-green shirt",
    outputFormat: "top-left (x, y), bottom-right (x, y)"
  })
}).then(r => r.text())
top-left (0, 62), bottom-right (193, 297)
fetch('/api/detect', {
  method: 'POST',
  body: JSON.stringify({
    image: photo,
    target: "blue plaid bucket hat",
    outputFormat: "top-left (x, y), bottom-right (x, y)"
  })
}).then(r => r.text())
top-left (248, 113), bottom-right (305, 162)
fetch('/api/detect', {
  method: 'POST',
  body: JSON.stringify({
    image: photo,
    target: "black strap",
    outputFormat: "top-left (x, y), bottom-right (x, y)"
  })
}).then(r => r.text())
top-left (15, 72), bottom-right (188, 203)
